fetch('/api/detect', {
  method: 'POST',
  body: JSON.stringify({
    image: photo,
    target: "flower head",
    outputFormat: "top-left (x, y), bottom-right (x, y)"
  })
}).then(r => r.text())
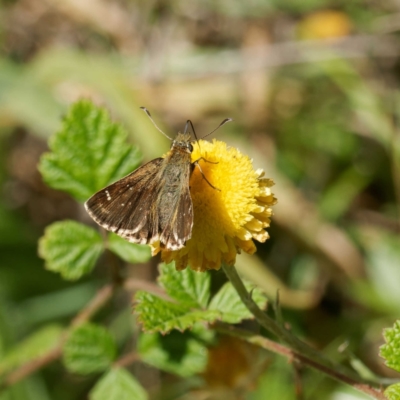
top-left (151, 139), bottom-right (277, 271)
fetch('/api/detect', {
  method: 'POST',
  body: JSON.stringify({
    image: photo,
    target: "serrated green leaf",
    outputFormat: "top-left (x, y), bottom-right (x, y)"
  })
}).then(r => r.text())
top-left (107, 233), bottom-right (151, 264)
top-left (134, 291), bottom-right (221, 334)
top-left (0, 324), bottom-right (63, 375)
top-left (38, 220), bottom-right (103, 280)
top-left (158, 263), bottom-right (210, 308)
top-left (208, 281), bottom-right (267, 324)
top-left (380, 321), bottom-right (400, 373)
top-left (39, 99), bottom-right (142, 202)
top-left (138, 329), bottom-right (208, 377)
top-left (89, 368), bottom-right (148, 400)
top-left (63, 323), bottom-right (117, 375)
top-left (385, 383), bottom-right (400, 400)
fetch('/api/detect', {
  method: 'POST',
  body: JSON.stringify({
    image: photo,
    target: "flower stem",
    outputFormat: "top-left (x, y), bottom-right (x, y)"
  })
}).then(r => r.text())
top-left (221, 264), bottom-right (387, 400)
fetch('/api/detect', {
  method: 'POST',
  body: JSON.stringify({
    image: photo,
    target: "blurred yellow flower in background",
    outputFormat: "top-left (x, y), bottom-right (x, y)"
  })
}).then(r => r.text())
top-left (298, 10), bottom-right (352, 40)
top-left (151, 139), bottom-right (277, 271)
top-left (203, 336), bottom-right (260, 394)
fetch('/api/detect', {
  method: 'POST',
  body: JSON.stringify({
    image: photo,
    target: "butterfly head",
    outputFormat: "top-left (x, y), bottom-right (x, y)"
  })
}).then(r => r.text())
top-left (171, 132), bottom-right (193, 153)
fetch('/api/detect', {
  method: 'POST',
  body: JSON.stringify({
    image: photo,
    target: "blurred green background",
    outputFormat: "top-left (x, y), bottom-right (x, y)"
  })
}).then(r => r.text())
top-left (1, 0), bottom-right (400, 399)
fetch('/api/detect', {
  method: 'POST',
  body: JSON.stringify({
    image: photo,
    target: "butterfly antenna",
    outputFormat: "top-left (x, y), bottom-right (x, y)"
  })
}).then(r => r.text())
top-left (201, 118), bottom-right (233, 139)
top-left (185, 120), bottom-right (197, 140)
top-left (183, 120), bottom-right (190, 134)
top-left (140, 107), bottom-right (173, 140)
top-left (185, 119), bottom-right (201, 152)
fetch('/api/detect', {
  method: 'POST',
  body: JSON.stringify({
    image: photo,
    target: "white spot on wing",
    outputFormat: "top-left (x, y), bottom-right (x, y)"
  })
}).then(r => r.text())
top-left (105, 190), bottom-right (111, 201)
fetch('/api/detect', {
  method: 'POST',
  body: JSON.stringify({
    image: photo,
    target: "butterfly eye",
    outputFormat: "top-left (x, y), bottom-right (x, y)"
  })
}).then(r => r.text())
top-left (188, 143), bottom-right (193, 152)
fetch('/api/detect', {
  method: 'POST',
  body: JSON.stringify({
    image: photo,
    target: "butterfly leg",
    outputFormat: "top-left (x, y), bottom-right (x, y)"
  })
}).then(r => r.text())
top-left (193, 160), bottom-right (221, 191)
top-left (193, 156), bottom-right (218, 165)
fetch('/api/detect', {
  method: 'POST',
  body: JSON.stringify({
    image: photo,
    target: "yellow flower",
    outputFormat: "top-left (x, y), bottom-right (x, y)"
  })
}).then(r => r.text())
top-left (151, 139), bottom-right (277, 271)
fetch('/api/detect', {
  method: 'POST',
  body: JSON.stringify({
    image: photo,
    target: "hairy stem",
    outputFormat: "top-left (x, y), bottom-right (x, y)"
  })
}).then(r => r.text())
top-left (221, 264), bottom-right (387, 400)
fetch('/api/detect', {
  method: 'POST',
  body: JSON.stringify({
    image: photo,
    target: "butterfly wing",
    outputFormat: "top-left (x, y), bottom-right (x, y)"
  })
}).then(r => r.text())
top-left (158, 163), bottom-right (194, 250)
top-left (85, 158), bottom-right (164, 244)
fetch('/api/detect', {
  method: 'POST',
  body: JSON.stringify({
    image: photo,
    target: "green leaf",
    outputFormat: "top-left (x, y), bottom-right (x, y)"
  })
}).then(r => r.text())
top-left (385, 383), bottom-right (400, 400)
top-left (107, 233), bottom-right (151, 264)
top-left (380, 321), bottom-right (400, 373)
top-left (89, 368), bottom-right (148, 400)
top-left (38, 220), bottom-right (103, 280)
top-left (39, 99), bottom-right (142, 202)
top-left (134, 291), bottom-right (221, 334)
top-left (158, 263), bottom-right (210, 308)
top-left (0, 324), bottom-right (63, 375)
top-left (138, 329), bottom-right (209, 377)
top-left (208, 281), bottom-right (267, 324)
top-left (63, 323), bottom-right (117, 375)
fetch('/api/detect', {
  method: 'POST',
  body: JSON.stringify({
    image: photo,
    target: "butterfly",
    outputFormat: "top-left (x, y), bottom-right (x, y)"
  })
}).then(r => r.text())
top-left (85, 108), bottom-right (231, 251)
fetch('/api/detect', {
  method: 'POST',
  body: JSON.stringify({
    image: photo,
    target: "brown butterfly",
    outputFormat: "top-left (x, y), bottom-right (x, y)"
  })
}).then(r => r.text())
top-left (85, 108), bottom-right (231, 251)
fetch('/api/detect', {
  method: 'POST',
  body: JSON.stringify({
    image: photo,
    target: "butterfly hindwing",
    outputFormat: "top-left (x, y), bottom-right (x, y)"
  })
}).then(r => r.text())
top-left (158, 165), bottom-right (193, 250)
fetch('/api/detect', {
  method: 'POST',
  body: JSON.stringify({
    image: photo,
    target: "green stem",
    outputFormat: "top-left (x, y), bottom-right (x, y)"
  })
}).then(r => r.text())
top-left (221, 264), bottom-right (387, 400)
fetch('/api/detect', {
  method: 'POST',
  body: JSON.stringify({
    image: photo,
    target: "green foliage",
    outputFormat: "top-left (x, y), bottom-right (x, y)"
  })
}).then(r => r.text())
top-left (39, 99), bottom-right (142, 202)
top-left (3, 3), bottom-right (398, 398)
top-left (208, 281), bottom-right (267, 324)
top-left (380, 320), bottom-right (400, 373)
top-left (249, 358), bottom-right (296, 400)
top-left (158, 263), bottom-right (210, 308)
top-left (134, 263), bottom-right (268, 333)
top-left (63, 323), bottom-right (117, 375)
top-left (89, 368), bottom-right (148, 400)
top-left (385, 383), bottom-right (400, 400)
top-left (135, 291), bottom-right (220, 333)
top-left (107, 233), bottom-right (151, 264)
top-left (138, 328), bottom-right (211, 377)
top-left (0, 325), bottom-right (63, 375)
top-left (38, 220), bottom-right (103, 280)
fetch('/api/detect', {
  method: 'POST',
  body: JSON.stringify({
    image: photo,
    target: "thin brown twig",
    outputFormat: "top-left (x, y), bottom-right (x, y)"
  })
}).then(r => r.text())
top-left (0, 346), bottom-right (63, 389)
top-left (0, 283), bottom-right (116, 392)
top-left (221, 264), bottom-right (387, 400)
top-left (113, 351), bottom-right (140, 368)
top-left (71, 284), bottom-right (114, 327)
top-left (0, 278), bottom-right (166, 392)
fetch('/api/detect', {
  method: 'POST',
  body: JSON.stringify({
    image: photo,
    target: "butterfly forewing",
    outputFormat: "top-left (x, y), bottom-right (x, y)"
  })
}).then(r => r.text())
top-left (85, 135), bottom-right (195, 250)
top-left (85, 158), bottom-right (164, 244)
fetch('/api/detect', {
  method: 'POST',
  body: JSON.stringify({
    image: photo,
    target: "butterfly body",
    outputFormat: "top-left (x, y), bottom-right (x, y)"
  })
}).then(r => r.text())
top-left (85, 132), bottom-right (194, 250)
